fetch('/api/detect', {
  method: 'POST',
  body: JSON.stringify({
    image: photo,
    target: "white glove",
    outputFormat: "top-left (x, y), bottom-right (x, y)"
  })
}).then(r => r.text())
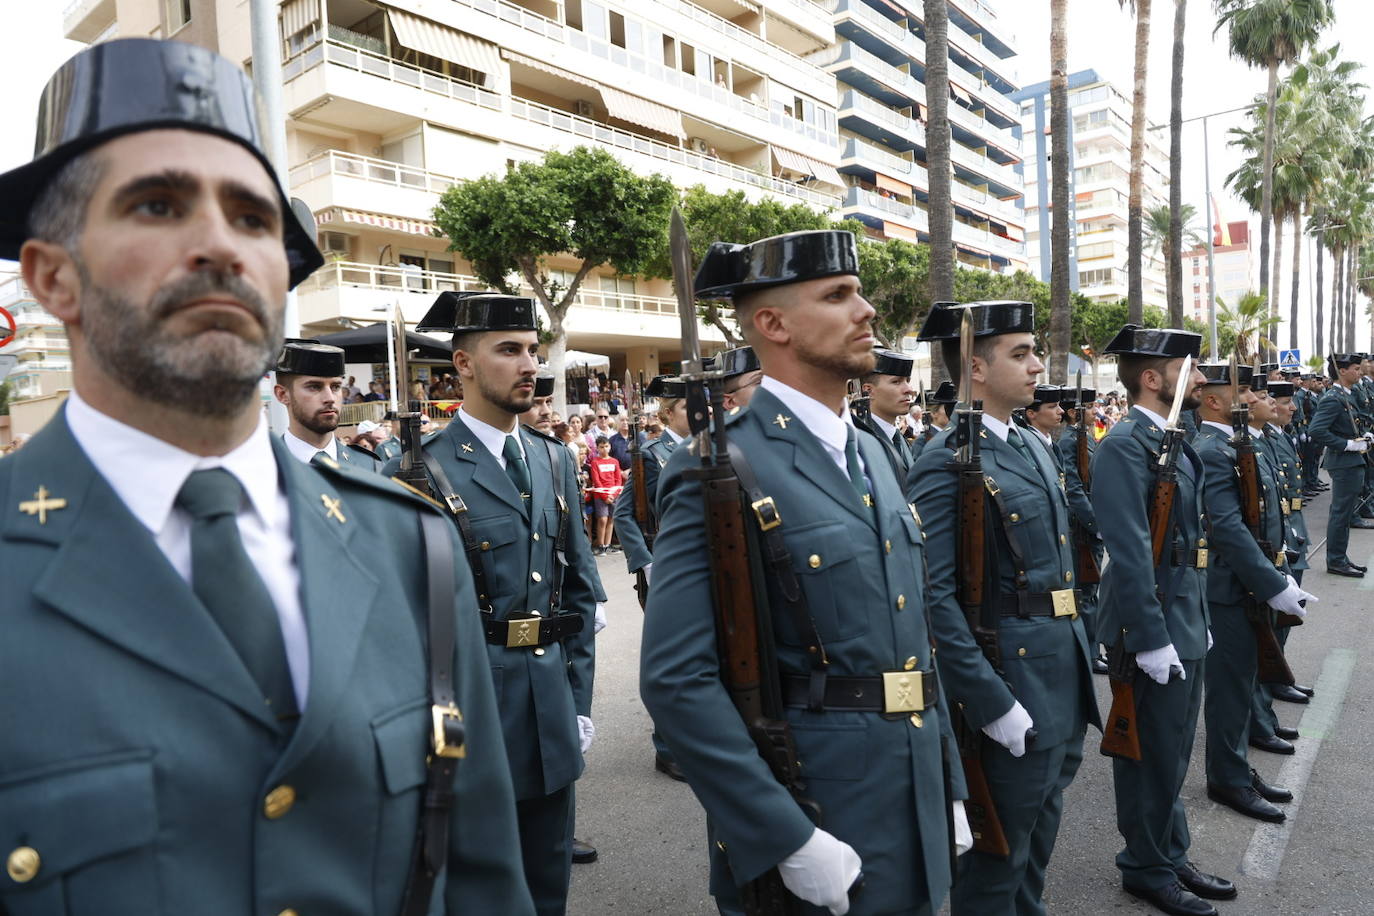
top-left (982, 700), bottom-right (1034, 758)
top-left (577, 715), bottom-right (595, 754)
top-left (1346, 439), bottom-right (1368, 453)
top-left (777, 828), bottom-right (862, 916)
top-left (1207, 629), bottom-right (1214, 651)
top-left (953, 800), bottom-right (973, 855)
top-left (1135, 643), bottom-right (1184, 685)
top-left (594, 601), bottom-right (607, 634)
top-left (642, 562), bottom-right (652, 585)
top-left (1266, 574), bottom-right (1317, 618)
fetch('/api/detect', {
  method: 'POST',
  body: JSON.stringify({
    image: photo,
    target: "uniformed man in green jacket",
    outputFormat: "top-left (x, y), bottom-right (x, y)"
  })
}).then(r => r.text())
top-left (273, 339), bottom-right (358, 466)
top-left (857, 347), bottom-right (917, 475)
top-left (911, 381), bottom-right (956, 461)
top-left (0, 37), bottom-right (531, 915)
top-left (1192, 364), bottom-right (1314, 825)
top-left (642, 230), bottom-right (970, 916)
top-left (910, 301), bottom-right (1099, 916)
top-left (1306, 353), bottom-right (1373, 576)
top-left (383, 291), bottom-right (599, 916)
top-left (1092, 327), bottom-right (1234, 916)
top-left (1055, 383), bottom-right (1107, 672)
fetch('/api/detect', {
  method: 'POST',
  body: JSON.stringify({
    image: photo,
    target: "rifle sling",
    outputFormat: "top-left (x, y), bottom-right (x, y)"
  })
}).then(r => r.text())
top-left (541, 436), bottom-right (570, 614)
top-left (725, 439), bottom-right (830, 712)
top-left (982, 474), bottom-right (1041, 619)
top-left (399, 510), bottom-right (461, 916)
top-left (421, 450), bottom-right (494, 613)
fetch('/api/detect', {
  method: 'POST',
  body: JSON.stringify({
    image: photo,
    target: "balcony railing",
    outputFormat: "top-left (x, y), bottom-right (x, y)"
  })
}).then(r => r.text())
top-left (949, 140), bottom-right (1017, 187)
top-left (843, 186), bottom-right (928, 233)
top-left (509, 96), bottom-right (842, 208)
top-left (842, 136), bottom-right (917, 179)
top-left (301, 261), bottom-right (683, 318)
top-left (289, 150), bottom-right (458, 195)
top-left (841, 89), bottom-right (924, 142)
top-left (284, 40), bottom-right (503, 111)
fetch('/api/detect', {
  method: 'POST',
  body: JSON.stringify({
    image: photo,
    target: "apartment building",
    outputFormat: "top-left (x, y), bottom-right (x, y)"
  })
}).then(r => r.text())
top-left (822, 0), bottom-right (1026, 270)
top-left (1012, 69), bottom-right (1168, 310)
top-left (0, 275), bottom-right (71, 404)
top-left (1183, 220), bottom-right (1253, 325)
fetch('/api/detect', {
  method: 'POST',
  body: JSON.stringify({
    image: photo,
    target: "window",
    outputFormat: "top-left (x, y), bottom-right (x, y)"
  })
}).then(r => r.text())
top-left (166, 0), bottom-right (191, 32)
top-left (609, 11), bottom-right (626, 48)
top-left (1077, 242), bottom-right (1114, 261)
top-left (566, 0), bottom-right (583, 30)
top-left (680, 42), bottom-right (696, 76)
top-left (662, 35), bottom-right (676, 68)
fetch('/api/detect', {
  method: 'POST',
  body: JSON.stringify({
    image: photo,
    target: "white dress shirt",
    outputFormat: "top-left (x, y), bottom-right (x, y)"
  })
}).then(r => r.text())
top-left (759, 375), bottom-right (867, 477)
top-left (66, 390), bottom-right (310, 707)
top-left (661, 427), bottom-right (683, 446)
top-left (980, 412), bottom-right (1014, 442)
top-left (458, 407), bottom-right (524, 464)
top-left (871, 414), bottom-right (898, 443)
top-left (282, 428), bottom-right (339, 464)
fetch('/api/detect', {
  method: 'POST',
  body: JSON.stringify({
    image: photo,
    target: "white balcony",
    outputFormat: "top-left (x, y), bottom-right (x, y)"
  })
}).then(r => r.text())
top-left (843, 186), bottom-right (928, 234)
top-left (62, 0), bottom-right (114, 42)
top-left (289, 151), bottom-right (457, 223)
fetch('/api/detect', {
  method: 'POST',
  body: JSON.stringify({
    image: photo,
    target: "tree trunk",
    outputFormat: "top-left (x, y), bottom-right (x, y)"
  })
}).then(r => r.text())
top-left (1048, 0), bottom-right (1071, 383)
top-left (520, 255), bottom-right (595, 413)
top-left (1167, 0), bottom-right (1186, 327)
top-left (1258, 59), bottom-right (1278, 327)
top-left (1332, 244), bottom-right (1343, 352)
top-left (1127, 0), bottom-right (1152, 324)
top-left (1289, 204), bottom-right (1302, 350)
top-left (924, 0), bottom-right (954, 383)
top-left (1315, 210), bottom-right (1325, 355)
top-left (1347, 246), bottom-right (1358, 351)
top-left (1271, 206), bottom-right (1284, 348)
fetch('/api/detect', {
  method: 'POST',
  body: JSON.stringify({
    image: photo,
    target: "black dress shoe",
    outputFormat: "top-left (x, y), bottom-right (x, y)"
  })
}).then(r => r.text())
top-left (572, 838), bottom-right (598, 864)
top-left (1174, 862), bottom-right (1238, 901)
top-left (1092, 655), bottom-right (1110, 675)
top-left (1249, 734), bottom-right (1296, 755)
top-left (1294, 683), bottom-right (1316, 697)
top-left (654, 752), bottom-right (686, 782)
top-left (1349, 518), bottom-right (1374, 529)
top-left (1271, 684), bottom-right (1310, 705)
top-left (1251, 767), bottom-right (1294, 803)
top-left (1327, 560), bottom-right (1366, 577)
top-left (1274, 725), bottom-right (1300, 740)
top-left (1353, 562), bottom-right (1369, 572)
top-left (1123, 879), bottom-right (1218, 916)
top-left (1207, 782), bottom-right (1286, 823)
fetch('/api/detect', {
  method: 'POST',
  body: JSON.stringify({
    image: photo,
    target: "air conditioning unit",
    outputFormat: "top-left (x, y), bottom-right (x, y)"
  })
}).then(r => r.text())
top-left (319, 231), bottom-right (352, 257)
top-left (575, 99), bottom-right (595, 118)
top-left (690, 137), bottom-right (710, 154)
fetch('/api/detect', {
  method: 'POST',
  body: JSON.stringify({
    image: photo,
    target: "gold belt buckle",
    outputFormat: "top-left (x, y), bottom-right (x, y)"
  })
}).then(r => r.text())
top-left (1274, 551), bottom-right (1286, 567)
top-left (1292, 497), bottom-right (1303, 512)
top-left (883, 670), bottom-right (924, 713)
top-left (431, 703), bottom-right (466, 759)
top-left (752, 496), bottom-right (782, 531)
top-left (506, 616), bottom-right (542, 648)
top-left (1195, 548), bottom-right (1209, 569)
top-left (1051, 588), bottom-right (1078, 619)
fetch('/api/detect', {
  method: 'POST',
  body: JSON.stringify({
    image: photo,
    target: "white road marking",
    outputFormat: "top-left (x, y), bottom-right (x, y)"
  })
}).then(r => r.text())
top-left (1238, 648), bottom-right (1356, 881)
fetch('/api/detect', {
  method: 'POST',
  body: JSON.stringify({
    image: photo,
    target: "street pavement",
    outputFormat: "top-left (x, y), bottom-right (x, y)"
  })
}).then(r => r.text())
top-left (567, 477), bottom-right (1374, 915)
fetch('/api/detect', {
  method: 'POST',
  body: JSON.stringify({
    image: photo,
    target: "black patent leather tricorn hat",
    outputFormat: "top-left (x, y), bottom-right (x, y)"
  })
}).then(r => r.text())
top-left (276, 339), bottom-right (345, 377)
top-left (694, 230), bottom-right (859, 299)
top-left (417, 291), bottom-right (537, 333)
top-left (1103, 324), bottom-right (1201, 358)
top-left (1199, 363), bottom-right (1254, 387)
top-left (916, 300), bottom-right (1035, 341)
top-left (646, 375), bottom-right (687, 399)
top-left (716, 346), bottom-right (760, 379)
top-left (0, 38), bottom-right (323, 288)
top-left (870, 348), bottom-right (914, 378)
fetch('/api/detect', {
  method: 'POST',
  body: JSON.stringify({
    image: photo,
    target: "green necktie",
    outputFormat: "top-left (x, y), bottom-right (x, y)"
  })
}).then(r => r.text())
top-left (503, 435), bottom-right (532, 507)
top-left (892, 430), bottom-right (905, 452)
top-left (844, 427), bottom-right (872, 509)
top-left (1007, 426), bottom-right (1034, 464)
top-left (312, 450), bottom-right (331, 465)
top-left (175, 469), bottom-right (297, 727)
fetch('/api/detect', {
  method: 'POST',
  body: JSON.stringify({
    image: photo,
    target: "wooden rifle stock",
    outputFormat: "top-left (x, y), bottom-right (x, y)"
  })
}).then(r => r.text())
top-left (1073, 420), bottom-right (1101, 584)
top-left (1247, 600), bottom-right (1296, 686)
top-left (1232, 427), bottom-right (1295, 687)
top-left (629, 416), bottom-right (655, 611)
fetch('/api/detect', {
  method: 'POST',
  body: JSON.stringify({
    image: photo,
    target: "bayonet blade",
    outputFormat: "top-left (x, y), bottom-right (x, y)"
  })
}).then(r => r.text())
top-left (958, 309), bottom-right (974, 408)
top-left (1165, 355), bottom-right (1192, 429)
top-left (670, 207), bottom-right (701, 373)
top-left (624, 370), bottom-right (636, 413)
top-left (1076, 369), bottom-right (1083, 415)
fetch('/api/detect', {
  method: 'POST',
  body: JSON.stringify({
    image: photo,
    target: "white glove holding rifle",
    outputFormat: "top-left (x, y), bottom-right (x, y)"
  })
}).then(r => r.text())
top-left (778, 828), bottom-right (862, 916)
top-left (1135, 643), bottom-right (1185, 685)
top-left (1266, 574), bottom-right (1317, 618)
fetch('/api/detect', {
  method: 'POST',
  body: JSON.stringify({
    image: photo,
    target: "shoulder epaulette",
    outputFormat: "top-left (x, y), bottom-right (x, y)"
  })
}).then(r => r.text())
top-left (312, 454), bottom-right (446, 512)
top-left (521, 424), bottom-right (562, 444)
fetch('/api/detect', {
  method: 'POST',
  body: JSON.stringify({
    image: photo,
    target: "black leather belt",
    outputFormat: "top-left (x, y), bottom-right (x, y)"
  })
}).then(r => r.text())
top-left (782, 671), bottom-right (939, 715)
top-left (483, 612), bottom-right (584, 648)
top-left (996, 589), bottom-right (1078, 618)
top-left (1170, 545), bottom-right (1209, 568)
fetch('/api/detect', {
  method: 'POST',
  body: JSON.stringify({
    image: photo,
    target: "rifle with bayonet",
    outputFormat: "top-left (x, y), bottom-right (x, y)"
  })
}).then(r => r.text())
top-left (627, 370), bottom-right (653, 610)
top-left (949, 310), bottom-right (1012, 858)
top-left (1229, 355), bottom-right (1297, 687)
top-left (392, 306), bottom-right (433, 498)
top-left (1100, 355), bottom-right (1194, 761)
top-left (1073, 371), bottom-right (1102, 585)
top-left (669, 210), bottom-right (830, 914)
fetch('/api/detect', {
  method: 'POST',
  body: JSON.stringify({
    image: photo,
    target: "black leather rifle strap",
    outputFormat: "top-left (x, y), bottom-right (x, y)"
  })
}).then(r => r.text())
top-left (399, 510), bottom-right (463, 916)
top-left (542, 436), bottom-right (570, 614)
top-left (422, 451), bottom-right (494, 613)
top-left (725, 440), bottom-right (830, 711)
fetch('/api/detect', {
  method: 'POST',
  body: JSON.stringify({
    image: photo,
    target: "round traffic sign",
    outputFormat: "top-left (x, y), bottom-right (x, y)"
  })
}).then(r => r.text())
top-left (0, 306), bottom-right (15, 349)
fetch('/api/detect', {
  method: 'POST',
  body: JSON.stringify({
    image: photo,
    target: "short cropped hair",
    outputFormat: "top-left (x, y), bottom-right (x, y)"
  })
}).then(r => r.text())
top-left (28, 150), bottom-right (107, 251)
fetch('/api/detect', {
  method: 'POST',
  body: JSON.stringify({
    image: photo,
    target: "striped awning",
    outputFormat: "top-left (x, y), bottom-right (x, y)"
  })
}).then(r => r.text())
top-left (884, 221), bottom-right (918, 242)
top-left (950, 82), bottom-right (973, 105)
top-left (600, 86), bottom-right (685, 139)
top-left (772, 147), bottom-right (845, 189)
top-left (503, 51), bottom-right (599, 89)
top-left (386, 8), bottom-right (501, 85)
top-left (316, 207), bottom-right (441, 239)
top-left (876, 173), bottom-right (912, 195)
top-left (280, 0), bottom-right (316, 38)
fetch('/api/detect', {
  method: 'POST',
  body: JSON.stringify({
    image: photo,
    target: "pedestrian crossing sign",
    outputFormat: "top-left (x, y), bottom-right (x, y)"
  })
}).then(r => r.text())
top-left (1279, 349), bottom-right (1301, 368)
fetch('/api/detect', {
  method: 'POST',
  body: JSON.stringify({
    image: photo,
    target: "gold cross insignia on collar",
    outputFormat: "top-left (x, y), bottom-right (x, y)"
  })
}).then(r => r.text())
top-left (19, 486), bottom-right (67, 524)
top-left (461, 443), bottom-right (475, 453)
top-left (321, 493), bottom-right (346, 524)
top-left (773, 414), bottom-right (792, 429)
top-left (862, 494), bottom-right (873, 507)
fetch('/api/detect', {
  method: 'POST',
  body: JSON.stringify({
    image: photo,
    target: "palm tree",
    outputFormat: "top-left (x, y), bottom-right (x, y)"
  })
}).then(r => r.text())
top-left (923, 0), bottom-right (953, 381)
top-left (1217, 289), bottom-right (1282, 359)
top-left (1214, 0), bottom-right (1335, 313)
top-left (1048, 0), bottom-right (1071, 382)
top-left (1123, 0), bottom-right (1153, 324)
top-left (1143, 202), bottom-right (1204, 316)
top-left (1168, 0), bottom-right (1188, 326)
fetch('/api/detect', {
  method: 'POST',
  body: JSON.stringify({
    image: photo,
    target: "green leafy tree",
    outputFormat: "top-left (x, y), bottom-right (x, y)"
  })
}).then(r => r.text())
top-left (433, 146), bottom-right (676, 409)
top-left (857, 238), bottom-right (930, 348)
top-left (1143, 202), bottom-right (1204, 319)
top-left (0, 380), bottom-right (10, 417)
top-left (1217, 289), bottom-right (1281, 359)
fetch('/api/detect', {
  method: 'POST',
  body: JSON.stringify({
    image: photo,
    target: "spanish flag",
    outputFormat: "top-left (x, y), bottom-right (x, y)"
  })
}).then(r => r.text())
top-left (1211, 194), bottom-right (1232, 247)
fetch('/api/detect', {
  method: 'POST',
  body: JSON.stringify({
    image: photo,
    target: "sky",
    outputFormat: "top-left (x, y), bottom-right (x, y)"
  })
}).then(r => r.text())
top-left (0, 0), bottom-right (1370, 352)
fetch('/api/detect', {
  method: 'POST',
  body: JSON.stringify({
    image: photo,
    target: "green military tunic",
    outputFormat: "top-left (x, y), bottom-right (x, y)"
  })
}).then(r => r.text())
top-left (1307, 384), bottom-right (1366, 565)
top-left (1055, 423), bottom-right (1103, 652)
top-left (0, 409), bottom-right (532, 914)
top-left (1092, 408), bottom-right (1210, 892)
top-left (612, 431), bottom-right (680, 575)
top-left (910, 418), bottom-right (1100, 916)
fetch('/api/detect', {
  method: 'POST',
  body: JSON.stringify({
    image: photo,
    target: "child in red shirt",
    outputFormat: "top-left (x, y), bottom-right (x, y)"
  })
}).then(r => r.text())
top-left (588, 436), bottom-right (623, 555)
